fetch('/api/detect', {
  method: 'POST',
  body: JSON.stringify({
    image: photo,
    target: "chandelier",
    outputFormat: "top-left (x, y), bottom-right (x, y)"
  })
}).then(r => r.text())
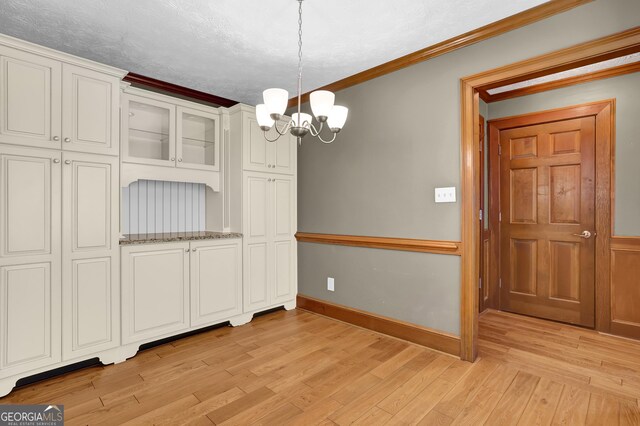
top-left (256, 0), bottom-right (348, 144)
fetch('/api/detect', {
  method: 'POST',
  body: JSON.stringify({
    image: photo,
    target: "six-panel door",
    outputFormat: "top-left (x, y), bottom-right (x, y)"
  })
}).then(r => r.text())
top-left (0, 146), bottom-right (61, 378)
top-left (0, 46), bottom-right (62, 150)
top-left (62, 64), bottom-right (120, 156)
top-left (121, 243), bottom-right (189, 344)
top-left (62, 152), bottom-right (120, 360)
top-left (190, 240), bottom-right (242, 327)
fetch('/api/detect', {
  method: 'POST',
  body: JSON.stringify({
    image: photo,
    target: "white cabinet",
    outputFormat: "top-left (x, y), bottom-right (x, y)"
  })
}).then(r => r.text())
top-left (0, 145), bottom-right (61, 379)
top-left (121, 238), bottom-right (242, 345)
top-left (0, 43), bottom-right (123, 155)
top-left (62, 153), bottom-right (119, 360)
top-left (243, 112), bottom-right (295, 175)
top-left (190, 240), bottom-right (242, 326)
top-left (0, 45), bottom-right (61, 150)
top-left (243, 172), bottom-right (296, 311)
top-left (121, 243), bottom-right (190, 344)
top-left (121, 91), bottom-right (220, 172)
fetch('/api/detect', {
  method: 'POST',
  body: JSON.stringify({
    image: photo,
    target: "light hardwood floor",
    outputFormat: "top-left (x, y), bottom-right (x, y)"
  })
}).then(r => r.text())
top-left (1, 308), bottom-right (639, 425)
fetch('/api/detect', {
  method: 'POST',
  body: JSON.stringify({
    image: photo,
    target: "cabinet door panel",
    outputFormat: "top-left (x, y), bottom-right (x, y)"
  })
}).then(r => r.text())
top-left (0, 148), bottom-right (58, 258)
top-left (246, 175), bottom-right (269, 240)
top-left (122, 245), bottom-right (189, 344)
top-left (273, 133), bottom-right (294, 174)
top-left (177, 106), bottom-right (219, 172)
top-left (62, 153), bottom-right (119, 359)
top-left (0, 262), bottom-right (60, 378)
top-left (71, 258), bottom-right (112, 350)
top-left (273, 176), bottom-right (293, 240)
top-left (62, 64), bottom-right (119, 155)
top-left (244, 243), bottom-right (269, 310)
top-left (191, 242), bottom-right (241, 326)
top-left (243, 114), bottom-right (268, 172)
top-left (0, 46), bottom-right (61, 149)
top-left (273, 240), bottom-right (294, 303)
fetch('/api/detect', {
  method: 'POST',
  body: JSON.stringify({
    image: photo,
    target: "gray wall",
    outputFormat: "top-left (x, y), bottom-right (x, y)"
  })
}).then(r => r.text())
top-left (297, 0), bottom-right (640, 336)
top-left (489, 72), bottom-right (640, 236)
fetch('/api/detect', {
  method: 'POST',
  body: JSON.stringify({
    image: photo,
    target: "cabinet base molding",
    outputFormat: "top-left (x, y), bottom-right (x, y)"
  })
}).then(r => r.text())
top-left (229, 313), bottom-right (254, 327)
top-left (297, 295), bottom-right (461, 357)
top-left (284, 300), bottom-right (297, 311)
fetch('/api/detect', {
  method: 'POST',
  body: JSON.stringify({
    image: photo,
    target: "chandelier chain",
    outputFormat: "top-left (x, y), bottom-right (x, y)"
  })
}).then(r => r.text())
top-left (297, 0), bottom-right (304, 117)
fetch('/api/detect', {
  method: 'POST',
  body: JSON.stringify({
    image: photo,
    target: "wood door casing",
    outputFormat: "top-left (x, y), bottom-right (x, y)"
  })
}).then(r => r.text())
top-left (500, 116), bottom-right (596, 327)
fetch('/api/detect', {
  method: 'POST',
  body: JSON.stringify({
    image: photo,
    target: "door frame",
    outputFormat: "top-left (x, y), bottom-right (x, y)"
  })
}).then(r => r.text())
top-left (487, 101), bottom-right (614, 328)
top-left (458, 27), bottom-right (639, 361)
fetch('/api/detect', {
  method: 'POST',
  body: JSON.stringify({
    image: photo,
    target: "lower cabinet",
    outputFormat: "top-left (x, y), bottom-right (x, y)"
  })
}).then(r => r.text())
top-left (121, 239), bottom-right (242, 345)
top-left (121, 243), bottom-right (190, 344)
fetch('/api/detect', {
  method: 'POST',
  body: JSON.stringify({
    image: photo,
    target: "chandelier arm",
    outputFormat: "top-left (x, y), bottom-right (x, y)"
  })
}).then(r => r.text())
top-left (262, 130), bottom-right (284, 143)
top-left (316, 132), bottom-right (337, 144)
top-left (308, 121), bottom-right (324, 137)
top-left (272, 120), bottom-right (292, 136)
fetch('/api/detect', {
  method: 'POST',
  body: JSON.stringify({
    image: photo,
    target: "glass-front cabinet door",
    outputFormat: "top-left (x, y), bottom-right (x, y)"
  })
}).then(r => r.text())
top-left (122, 94), bottom-right (176, 167)
top-left (176, 106), bottom-right (219, 172)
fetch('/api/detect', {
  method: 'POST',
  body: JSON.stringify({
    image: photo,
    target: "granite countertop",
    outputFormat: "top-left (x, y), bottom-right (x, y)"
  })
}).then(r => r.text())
top-left (120, 231), bottom-right (243, 245)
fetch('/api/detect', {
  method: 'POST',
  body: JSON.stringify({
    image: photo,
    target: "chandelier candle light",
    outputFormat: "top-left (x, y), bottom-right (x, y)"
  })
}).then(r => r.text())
top-left (256, 0), bottom-right (348, 144)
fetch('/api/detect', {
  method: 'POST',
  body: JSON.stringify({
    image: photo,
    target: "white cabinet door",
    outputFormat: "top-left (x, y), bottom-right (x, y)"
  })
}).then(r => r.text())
top-left (0, 145), bottom-right (61, 379)
top-left (62, 64), bottom-right (120, 156)
top-left (0, 263), bottom-right (61, 378)
top-left (243, 173), bottom-right (270, 310)
top-left (121, 243), bottom-right (189, 344)
top-left (121, 93), bottom-right (176, 167)
top-left (0, 46), bottom-right (62, 150)
top-left (190, 240), bottom-right (241, 327)
top-left (62, 153), bottom-right (119, 360)
top-left (177, 106), bottom-right (219, 172)
top-left (242, 113), bottom-right (295, 175)
top-left (271, 175), bottom-right (295, 304)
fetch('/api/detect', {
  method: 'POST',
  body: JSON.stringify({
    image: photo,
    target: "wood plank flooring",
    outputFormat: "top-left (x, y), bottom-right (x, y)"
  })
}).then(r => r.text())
top-left (1, 308), bottom-right (639, 425)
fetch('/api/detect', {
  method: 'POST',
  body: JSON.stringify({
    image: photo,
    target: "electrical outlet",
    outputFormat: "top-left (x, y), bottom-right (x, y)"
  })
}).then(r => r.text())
top-left (327, 277), bottom-right (335, 292)
top-left (435, 187), bottom-right (456, 203)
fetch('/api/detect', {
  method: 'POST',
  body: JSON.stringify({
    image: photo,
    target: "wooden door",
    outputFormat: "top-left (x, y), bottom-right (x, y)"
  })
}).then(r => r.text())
top-left (0, 146), bottom-right (61, 378)
top-left (190, 240), bottom-right (242, 327)
top-left (243, 173), bottom-right (270, 311)
top-left (121, 243), bottom-right (189, 344)
top-left (0, 46), bottom-right (62, 149)
top-left (500, 117), bottom-right (596, 327)
top-left (62, 64), bottom-right (120, 156)
top-left (62, 152), bottom-right (119, 360)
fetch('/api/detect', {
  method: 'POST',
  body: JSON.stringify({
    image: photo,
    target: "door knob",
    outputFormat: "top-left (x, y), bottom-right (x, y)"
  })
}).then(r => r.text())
top-left (572, 230), bottom-right (594, 239)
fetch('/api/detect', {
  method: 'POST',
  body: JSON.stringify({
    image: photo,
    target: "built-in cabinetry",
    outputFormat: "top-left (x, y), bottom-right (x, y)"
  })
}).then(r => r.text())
top-left (0, 44), bottom-right (121, 155)
top-left (120, 87), bottom-right (222, 190)
top-left (229, 105), bottom-right (297, 318)
top-left (0, 34), bottom-right (125, 397)
top-left (120, 239), bottom-right (242, 348)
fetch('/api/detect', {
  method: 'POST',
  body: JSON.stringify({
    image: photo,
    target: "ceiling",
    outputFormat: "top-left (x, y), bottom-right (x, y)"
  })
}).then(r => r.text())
top-left (0, 0), bottom-right (548, 105)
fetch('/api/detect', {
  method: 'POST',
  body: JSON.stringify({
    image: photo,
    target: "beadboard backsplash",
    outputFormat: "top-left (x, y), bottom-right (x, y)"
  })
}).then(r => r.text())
top-left (122, 180), bottom-right (206, 235)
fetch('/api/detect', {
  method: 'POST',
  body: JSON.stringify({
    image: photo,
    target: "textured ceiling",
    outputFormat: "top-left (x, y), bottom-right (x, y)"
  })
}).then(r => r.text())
top-left (0, 0), bottom-right (548, 105)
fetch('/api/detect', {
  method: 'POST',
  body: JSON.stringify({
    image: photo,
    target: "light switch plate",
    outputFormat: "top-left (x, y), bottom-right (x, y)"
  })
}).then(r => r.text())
top-left (327, 277), bottom-right (335, 292)
top-left (435, 187), bottom-right (456, 203)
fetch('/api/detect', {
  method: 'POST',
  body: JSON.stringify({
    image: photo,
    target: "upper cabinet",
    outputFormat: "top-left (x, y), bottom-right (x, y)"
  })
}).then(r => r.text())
top-left (121, 91), bottom-right (220, 172)
top-left (120, 88), bottom-right (222, 191)
top-left (0, 39), bottom-right (124, 155)
top-left (243, 112), bottom-right (295, 175)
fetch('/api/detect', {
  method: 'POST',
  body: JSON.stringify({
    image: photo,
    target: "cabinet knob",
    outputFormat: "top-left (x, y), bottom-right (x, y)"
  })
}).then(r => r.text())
top-left (170, 157), bottom-right (175, 161)
top-left (185, 248), bottom-right (190, 252)
top-left (52, 136), bottom-right (60, 141)
top-left (53, 158), bottom-right (60, 164)
top-left (64, 160), bottom-right (71, 165)
top-left (192, 248), bottom-right (197, 252)
top-left (178, 158), bottom-right (183, 162)
top-left (64, 137), bottom-right (71, 143)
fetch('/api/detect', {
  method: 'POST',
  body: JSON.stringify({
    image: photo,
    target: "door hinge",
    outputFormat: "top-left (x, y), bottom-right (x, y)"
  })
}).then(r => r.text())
top-left (479, 209), bottom-right (483, 221)
top-left (499, 212), bottom-right (502, 222)
top-left (499, 278), bottom-right (502, 288)
top-left (479, 277), bottom-right (482, 289)
top-left (498, 144), bottom-right (502, 156)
